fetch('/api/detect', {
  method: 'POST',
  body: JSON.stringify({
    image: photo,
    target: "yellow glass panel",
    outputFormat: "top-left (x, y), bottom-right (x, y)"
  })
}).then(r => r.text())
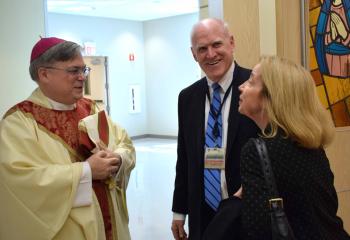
top-left (309, 7), bottom-right (321, 26)
top-left (317, 85), bottom-right (329, 108)
top-left (311, 26), bottom-right (316, 41)
top-left (309, 48), bottom-right (318, 70)
top-left (309, 28), bottom-right (315, 47)
top-left (325, 109), bottom-right (332, 119)
top-left (324, 76), bottom-right (350, 104)
top-left (309, 0), bottom-right (321, 9)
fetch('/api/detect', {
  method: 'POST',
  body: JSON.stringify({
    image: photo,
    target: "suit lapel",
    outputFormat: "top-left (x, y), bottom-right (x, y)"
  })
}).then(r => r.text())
top-left (193, 79), bottom-right (208, 170)
top-left (226, 64), bottom-right (243, 159)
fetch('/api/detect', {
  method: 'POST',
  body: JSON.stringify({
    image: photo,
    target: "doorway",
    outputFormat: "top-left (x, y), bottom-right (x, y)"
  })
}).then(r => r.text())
top-left (83, 56), bottom-right (110, 114)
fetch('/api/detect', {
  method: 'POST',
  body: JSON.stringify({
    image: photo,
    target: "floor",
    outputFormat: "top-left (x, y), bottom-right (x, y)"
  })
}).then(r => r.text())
top-left (127, 138), bottom-right (182, 240)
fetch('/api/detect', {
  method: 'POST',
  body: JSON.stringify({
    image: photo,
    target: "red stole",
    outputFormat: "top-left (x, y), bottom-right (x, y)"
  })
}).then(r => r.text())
top-left (15, 99), bottom-right (93, 155)
top-left (78, 111), bottom-right (115, 240)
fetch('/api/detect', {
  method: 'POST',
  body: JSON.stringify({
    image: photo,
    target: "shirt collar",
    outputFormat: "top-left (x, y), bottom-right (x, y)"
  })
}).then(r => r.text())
top-left (207, 61), bottom-right (235, 93)
top-left (47, 97), bottom-right (76, 110)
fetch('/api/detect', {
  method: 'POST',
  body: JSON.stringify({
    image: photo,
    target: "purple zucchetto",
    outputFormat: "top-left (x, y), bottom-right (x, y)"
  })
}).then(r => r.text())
top-left (30, 37), bottom-right (66, 63)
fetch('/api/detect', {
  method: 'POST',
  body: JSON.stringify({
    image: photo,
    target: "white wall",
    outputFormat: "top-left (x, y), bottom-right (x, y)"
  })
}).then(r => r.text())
top-left (144, 14), bottom-right (200, 136)
top-left (48, 12), bottom-right (199, 137)
top-left (0, 0), bottom-right (45, 117)
top-left (47, 13), bottom-right (147, 137)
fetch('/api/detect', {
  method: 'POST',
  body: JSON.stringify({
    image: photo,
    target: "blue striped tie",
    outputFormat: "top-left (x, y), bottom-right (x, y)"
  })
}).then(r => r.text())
top-left (204, 83), bottom-right (222, 211)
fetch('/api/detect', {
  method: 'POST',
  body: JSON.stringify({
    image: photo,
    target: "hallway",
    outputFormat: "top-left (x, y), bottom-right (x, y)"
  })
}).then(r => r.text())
top-left (127, 138), bottom-right (181, 239)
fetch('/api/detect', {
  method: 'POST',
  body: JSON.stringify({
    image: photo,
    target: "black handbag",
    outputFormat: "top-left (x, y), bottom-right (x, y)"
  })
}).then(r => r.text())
top-left (202, 196), bottom-right (243, 240)
top-left (253, 138), bottom-right (296, 240)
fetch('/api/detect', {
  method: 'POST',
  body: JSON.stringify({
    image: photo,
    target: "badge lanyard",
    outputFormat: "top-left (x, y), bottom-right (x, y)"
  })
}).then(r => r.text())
top-left (206, 81), bottom-right (233, 146)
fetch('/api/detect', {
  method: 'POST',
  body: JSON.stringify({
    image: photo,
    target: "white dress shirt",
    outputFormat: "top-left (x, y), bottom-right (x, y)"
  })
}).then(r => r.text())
top-left (173, 62), bottom-right (236, 221)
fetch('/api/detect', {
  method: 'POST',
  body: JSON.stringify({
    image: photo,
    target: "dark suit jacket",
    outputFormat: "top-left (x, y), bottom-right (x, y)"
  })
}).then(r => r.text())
top-left (240, 132), bottom-right (350, 240)
top-left (172, 63), bottom-right (259, 240)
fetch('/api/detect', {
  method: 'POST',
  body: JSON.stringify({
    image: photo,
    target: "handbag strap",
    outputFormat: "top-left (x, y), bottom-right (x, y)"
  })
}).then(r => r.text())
top-left (253, 138), bottom-right (296, 239)
top-left (253, 138), bottom-right (279, 198)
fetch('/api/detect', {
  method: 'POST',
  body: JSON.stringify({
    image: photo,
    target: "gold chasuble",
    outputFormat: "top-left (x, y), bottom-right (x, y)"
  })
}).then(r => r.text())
top-left (0, 88), bottom-right (135, 240)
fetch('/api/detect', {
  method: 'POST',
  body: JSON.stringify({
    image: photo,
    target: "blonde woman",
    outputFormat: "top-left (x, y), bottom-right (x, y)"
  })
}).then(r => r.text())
top-left (238, 56), bottom-right (349, 239)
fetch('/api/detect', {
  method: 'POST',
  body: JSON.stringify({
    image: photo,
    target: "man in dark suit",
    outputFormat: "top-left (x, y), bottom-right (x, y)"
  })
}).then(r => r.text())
top-left (171, 18), bottom-right (259, 240)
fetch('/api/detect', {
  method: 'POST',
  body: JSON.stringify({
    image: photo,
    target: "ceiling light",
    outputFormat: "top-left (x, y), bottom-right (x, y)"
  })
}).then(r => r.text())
top-left (65, 6), bottom-right (95, 12)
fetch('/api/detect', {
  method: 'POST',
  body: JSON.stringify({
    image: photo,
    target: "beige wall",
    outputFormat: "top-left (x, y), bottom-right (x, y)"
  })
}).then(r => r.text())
top-left (222, 0), bottom-right (277, 68)
top-left (223, 0), bottom-right (260, 68)
top-left (325, 127), bottom-right (350, 232)
top-left (219, 0), bottom-right (302, 67)
top-left (275, 0), bottom-right (302, 65)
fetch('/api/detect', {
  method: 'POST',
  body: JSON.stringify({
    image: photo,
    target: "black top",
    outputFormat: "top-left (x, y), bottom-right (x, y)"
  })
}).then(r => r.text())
top-left (240, 131), bottom-right (349, 240)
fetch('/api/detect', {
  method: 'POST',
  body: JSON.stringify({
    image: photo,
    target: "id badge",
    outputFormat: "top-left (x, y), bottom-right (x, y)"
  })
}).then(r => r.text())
top-left (204, 147), bottom-right (225, 169)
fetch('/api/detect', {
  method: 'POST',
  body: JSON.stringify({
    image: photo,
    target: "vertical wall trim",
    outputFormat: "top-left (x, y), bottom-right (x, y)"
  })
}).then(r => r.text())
top-left (258, 0), bottom-right (277, 56)
top-left (104, 57), bottom-right (111, 115)
top-left (300, 0), bottom-right (307, 67)
top-left (43, 0), bottom-right (48, 36)
top-left (200, 0), bottom-right (209, 19)
top-left (208, 0), bottom-right (223, 19)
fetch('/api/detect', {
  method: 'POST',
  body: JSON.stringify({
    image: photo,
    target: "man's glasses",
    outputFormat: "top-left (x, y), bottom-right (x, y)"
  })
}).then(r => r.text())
top-left (44, 66), bottom-right (91, 77)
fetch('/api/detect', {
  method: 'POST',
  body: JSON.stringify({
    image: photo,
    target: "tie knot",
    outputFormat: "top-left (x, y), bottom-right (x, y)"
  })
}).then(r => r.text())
top-left (212, 83), bottom-right (221, 92)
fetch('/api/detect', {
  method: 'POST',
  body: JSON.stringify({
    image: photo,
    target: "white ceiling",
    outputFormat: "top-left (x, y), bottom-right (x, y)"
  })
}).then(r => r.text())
top-left (47, 0), bottom-right (199, 21)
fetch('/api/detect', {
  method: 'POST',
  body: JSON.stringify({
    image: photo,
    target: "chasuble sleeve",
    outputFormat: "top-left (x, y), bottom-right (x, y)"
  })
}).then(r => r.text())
top-left (0, 110), bottom-right (83, 240)
top-left (109, 119), bottom-right (136, 189)
top-left (79, 109), bottom-right (136, 189)
top-left (78, 109), bottom-right (135, 240)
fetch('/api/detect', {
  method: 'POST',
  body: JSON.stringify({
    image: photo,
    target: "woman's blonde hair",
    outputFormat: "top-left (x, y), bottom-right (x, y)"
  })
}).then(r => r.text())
top-left (259, 55), bottom-right (334, 148)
